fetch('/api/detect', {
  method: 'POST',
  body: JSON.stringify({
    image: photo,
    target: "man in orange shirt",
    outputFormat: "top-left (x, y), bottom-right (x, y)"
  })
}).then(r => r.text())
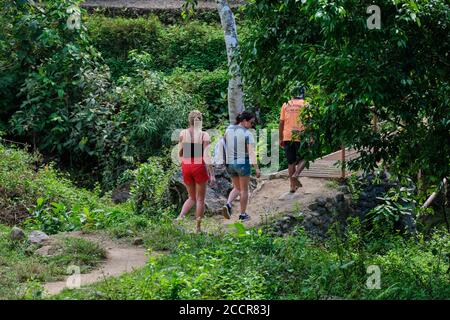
top-left (279, 86), bottom-right (307, 193)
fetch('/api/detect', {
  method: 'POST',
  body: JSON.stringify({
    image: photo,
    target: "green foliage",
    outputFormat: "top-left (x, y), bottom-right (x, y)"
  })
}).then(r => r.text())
top-left (167, 68), bottom-right (229, 126)
top-left (367, 183), bottom-right (416, 231)
top-left (85, 15), bottom-right (162, 78)
top-left (160, 21), bottom-right (227, 72)
top-left (0, 142), bottom-right (131, 230)
top-left (2, 3), bottom-right (207, 189)
top-left (127, 157), bottom-right (175, 216)
top-left (241, 0), bottom-right (450, 184)
top-left (85, 15), bottom-right (227, 77)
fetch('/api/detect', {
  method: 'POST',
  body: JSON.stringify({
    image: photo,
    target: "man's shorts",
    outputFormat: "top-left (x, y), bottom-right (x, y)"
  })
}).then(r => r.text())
top-left (284, 141), bottom-right (301, 165)
top-left (226, 163), bottom-right (251, 177)
top-left (182, 163), bottom-right (209, 185)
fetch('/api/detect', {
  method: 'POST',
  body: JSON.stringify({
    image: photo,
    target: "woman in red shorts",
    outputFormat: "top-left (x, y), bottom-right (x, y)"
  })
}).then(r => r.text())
top-left (176, 110), bottom-right (214, 233)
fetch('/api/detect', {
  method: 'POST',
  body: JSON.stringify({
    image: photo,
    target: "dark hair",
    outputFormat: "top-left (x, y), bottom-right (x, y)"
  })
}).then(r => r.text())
top-left (292, 85), bottom-right (305, 99)
top-left (235, 111), bottom-right (255, 125)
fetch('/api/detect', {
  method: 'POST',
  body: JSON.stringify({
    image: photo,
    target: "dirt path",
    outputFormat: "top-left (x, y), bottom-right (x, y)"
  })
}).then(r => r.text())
top-left (43, 231), bottom-right (150, 296)
top-left (218, 176), bottom-right (336, 228)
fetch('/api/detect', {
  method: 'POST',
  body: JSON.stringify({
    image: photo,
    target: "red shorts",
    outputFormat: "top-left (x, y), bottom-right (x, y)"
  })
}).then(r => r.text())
top-left (182, 163), bottom-right (209, 185)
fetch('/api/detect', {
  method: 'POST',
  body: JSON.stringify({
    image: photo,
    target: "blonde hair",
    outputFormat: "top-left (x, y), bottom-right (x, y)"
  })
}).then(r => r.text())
top-left (188, 110), bottom-right (203, 126)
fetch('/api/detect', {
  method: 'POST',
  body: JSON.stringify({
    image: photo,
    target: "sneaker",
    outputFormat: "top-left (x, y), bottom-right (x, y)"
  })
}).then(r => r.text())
top-left (222, 203), bottom-right (232, 219)
top-left (239, 213), bottom-right (250, 221)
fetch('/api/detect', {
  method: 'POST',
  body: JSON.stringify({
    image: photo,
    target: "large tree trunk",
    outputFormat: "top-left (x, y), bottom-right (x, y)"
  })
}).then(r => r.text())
top-left (216, 0), bottom-right (244, 124)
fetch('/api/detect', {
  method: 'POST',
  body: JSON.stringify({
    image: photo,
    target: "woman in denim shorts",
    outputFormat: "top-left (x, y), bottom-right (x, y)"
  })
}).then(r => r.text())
top-left (222, 111), bottom-right (260, 221)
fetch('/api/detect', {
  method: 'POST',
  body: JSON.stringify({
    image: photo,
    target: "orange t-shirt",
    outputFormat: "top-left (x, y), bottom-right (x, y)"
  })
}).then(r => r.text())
top-left (280, 99), bottom-right (305, 142)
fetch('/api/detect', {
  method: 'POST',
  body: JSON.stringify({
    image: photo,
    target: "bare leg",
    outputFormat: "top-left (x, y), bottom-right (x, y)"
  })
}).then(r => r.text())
top-left (195, 182), bottom-right (207, 233)
top-left (177, 183), bottom-right (196, 219)
top-left (293, 159), bottom-right (306, 178)
top-left (238, 176), bottom-right (250, 214)
top-left (227, 176), bottom-right (241, 204)
top-left (288, 163), bottom-right (297, 191)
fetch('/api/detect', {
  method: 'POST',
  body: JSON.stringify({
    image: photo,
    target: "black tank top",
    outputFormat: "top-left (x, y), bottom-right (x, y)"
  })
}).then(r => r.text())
top-left (182, 131), bottom-right (205, 161)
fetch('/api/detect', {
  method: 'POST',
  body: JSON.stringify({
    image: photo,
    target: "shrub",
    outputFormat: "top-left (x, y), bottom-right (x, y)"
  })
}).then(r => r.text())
top-left (127, 157), bottom-right (175, 216)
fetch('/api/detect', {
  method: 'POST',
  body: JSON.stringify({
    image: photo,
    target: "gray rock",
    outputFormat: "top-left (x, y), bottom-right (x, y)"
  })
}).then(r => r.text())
top-left (311, 217), bottom-right (321, 226)
top-left (316, 197), bottom-right (327, 206)
top-left (35, 245), bottom-right (56, 257)
top-left (10, 227), bottom-right (25, 241)
top-left (317, 207), bottom-right (327, 215)
top-left (325, 202), bottom-right (334, 210)
top-left (337, 185), bottom-right (350, 194)
top-left (28, 231), bottom-right (49, 245)
top-left (111, 183), bottom-right (131, 204)
top-left (308, 203), bottom-right (319, 211)
top-left (335, 193), bottom-right (345, 203)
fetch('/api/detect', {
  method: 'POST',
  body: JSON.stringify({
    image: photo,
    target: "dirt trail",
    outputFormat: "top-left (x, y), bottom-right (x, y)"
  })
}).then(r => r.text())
top-left (206, 175), bottom-right (337, 230)
top-left (43, 231), bottom-right (150, 296)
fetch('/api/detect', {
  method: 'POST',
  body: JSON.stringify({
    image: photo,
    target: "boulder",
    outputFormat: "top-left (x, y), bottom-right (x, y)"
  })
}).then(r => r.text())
top-left (111, 183), bottom-right (131, 204)
top-left (28, 231), bottom-right (49, 246)
top-left (308, 203), bottom-right (319, 211)
top-left (35, 245), bottom-right (55, 257)
top-left (10, 227), bottom-right (25, 241)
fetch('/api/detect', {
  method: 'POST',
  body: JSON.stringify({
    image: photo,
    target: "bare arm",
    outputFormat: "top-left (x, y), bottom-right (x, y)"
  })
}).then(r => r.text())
top-left (279, 120), bottom-right (285, 147)
top-left (178, 132), bottom-right (184, 159)
top-left (248, 143), bottom-right (260, 178)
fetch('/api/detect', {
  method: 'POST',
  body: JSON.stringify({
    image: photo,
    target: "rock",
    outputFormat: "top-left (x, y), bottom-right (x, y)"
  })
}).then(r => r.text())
top-left (335, 193), bottom-right (345, 203)
top-left (35, 245), bottom-right (55, 257)
top-left (28, 231), bottom-right (49, 246)
top-left (133, 238), bottom-right (144, 246)
top-left (310, 212), bottom-right (321, 217)
top-left (317, 207), bottom-right (327, 215)
top-left (308, 203), bottom-right (319, 211)
top-left (10, 227), bottom-right (25, 241)
top-left (337, 185), bottom-right (350, 194)
top-left (316, 197), bottom-right (327, 206)
top-left (311, 217), bottom-right (321, 226)
top-left (111, 183), bottom-right (131, 204)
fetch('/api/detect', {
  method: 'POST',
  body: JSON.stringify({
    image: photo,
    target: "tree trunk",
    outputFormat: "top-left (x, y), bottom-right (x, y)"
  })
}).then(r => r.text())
top-left (216, 0), bottom-right (244, 124)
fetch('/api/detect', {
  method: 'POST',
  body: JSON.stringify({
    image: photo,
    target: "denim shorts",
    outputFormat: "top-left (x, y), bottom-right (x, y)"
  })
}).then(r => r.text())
top-left (226, 163), bottom-right (251, 177)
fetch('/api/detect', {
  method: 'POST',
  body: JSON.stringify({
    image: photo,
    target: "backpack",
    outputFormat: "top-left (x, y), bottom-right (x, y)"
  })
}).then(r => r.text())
top-left (213, 136), bottom-right (227, 166)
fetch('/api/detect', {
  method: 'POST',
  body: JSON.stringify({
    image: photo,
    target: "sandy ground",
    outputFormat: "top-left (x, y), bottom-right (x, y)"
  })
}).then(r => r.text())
top-left (43, 231), bottom-right (151, 296)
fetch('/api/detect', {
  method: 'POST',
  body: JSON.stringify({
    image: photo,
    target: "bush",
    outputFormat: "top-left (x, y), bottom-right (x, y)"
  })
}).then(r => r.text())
top-left (85, 14), bottom-right (162, 77)
top-left (85, 16), bottom-right (227, 76)
top-left (127, 157), bottom-right (175, 216)
top-left (167, 68), bottom-right (229, 126)
top-left (0, 142), bottom-right (131, 230)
